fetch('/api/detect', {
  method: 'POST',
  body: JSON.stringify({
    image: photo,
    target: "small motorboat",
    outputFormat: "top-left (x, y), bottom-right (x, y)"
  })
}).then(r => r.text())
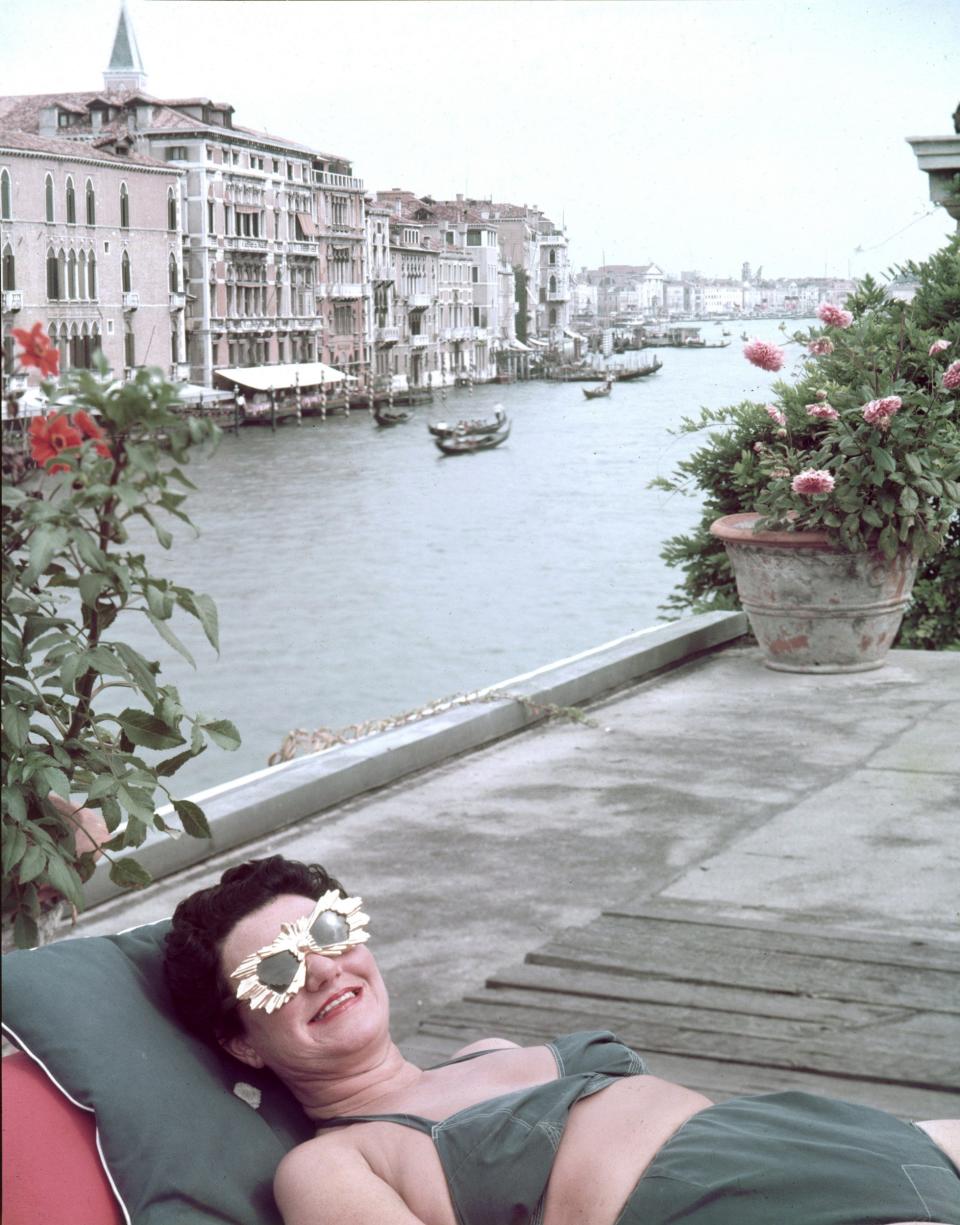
top-left (433, 421), bottom-right (511, 455)
top-left (583, 381), bottom-right (612, 400)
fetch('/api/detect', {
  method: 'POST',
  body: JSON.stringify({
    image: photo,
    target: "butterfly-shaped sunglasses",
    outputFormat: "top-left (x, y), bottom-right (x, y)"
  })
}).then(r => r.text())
top-left (230, 890), bottom-right (370, 1013)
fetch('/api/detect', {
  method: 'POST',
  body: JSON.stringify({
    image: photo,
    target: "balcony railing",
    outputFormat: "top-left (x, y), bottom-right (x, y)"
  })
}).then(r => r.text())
top-left (409, 334), bottom-right (430, 348)
top-left (169, 292), bottom-right (186, 311)
top-left (546, 288), bottom-right (570, 301)
top-left (407, 292), bottom-right (432, 310)
top-left (320, 282), bottom-right (364, 299)
top-left (223, 235), bottom-right (268, 251)
top-left (122, 292), bottom-right (140, 311)
top-left (371, 263), bottom-right (394, 283)
top-left (2, 290), bottom-right (24, 313)
top-left (314, 169), bottom-right (364, 191)
top-left (376, 326), bottom-right (400, 345)
top-left (286, 240), bottom-right (319, 256)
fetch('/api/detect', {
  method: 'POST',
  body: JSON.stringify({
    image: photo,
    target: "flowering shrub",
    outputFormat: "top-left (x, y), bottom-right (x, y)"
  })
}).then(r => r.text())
top-left (651, 237), bottom-right (960, 647)
top-left (2, 331), bottom-right (239, 946)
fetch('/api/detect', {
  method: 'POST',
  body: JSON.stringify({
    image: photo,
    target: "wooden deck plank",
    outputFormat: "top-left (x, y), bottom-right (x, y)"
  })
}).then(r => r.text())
top-left (409, 904), bottom-right (959, 1122)
top-left (605, 899), bottom-right (960, 970)
top-left (527, 918), bottom-right (959, 1013)
top-left (486, 961), bottom-right (913, 1030)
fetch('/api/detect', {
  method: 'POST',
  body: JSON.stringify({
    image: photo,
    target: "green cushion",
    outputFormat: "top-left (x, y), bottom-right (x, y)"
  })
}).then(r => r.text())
top-left (1, 921), bottom-right (314, 1224)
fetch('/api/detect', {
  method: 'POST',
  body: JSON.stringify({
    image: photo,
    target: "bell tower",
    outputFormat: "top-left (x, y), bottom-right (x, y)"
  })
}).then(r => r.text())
top-left (103, 3), bottom-right (147, 94)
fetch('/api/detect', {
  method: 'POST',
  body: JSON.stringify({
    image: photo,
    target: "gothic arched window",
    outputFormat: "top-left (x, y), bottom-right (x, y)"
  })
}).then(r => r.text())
top-left (2, 243), bottom-right (15, 291)
top-left (1, 169), bottom-right (11, 220)
top-left (120, 182), bottom-right (129, 229)
top-left (45, 174), bottom-right (55, 222)
top-left (121, 250), bottom-right (131, 292)
top-left (85, 178), bottom-right (96, 225)
top-left (167, 187), bottom-right (177, 231)
top-left (66, 176), bottom-right (76, 224)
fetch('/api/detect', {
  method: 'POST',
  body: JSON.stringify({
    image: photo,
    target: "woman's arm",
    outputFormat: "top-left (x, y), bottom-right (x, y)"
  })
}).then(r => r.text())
top-left (275, 1141), bottom-right (428, 1225)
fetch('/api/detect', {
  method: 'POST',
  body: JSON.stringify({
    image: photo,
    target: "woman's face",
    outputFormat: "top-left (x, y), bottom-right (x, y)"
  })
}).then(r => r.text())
top-left (218, 892), bottom-right (390, 1079)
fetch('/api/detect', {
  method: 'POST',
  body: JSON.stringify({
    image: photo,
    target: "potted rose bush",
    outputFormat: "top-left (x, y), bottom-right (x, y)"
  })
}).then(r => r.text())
top-left (651, 238), bottom-right (960, 671)
top-left (2, 326), bottom-right (239, 948)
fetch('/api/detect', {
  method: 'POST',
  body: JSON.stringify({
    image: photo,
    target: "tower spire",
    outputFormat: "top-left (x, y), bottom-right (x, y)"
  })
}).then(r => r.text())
top-left (103, 3), bottom-right (147, 94)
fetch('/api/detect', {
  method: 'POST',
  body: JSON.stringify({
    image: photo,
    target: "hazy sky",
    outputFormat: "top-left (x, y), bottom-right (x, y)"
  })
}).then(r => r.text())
top-left (3, 0), bottom-right (957, 280)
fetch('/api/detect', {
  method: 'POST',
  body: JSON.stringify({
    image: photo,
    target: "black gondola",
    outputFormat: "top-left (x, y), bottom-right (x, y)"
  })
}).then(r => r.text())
top-left (433, 421), bottom-right (511, 455)
top-left (374, 406), bottom-right (412, 426)
top-left (615, 358), bottom-right (663, 381)
top-left (427, 406), bottom-right (506, 439)
top-left (583, 382), bottom-right (612, 400)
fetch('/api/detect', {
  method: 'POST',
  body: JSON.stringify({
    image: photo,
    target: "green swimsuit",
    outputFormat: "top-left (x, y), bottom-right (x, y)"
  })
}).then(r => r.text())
top-left (313, 1029), bottom-right (960, 1225)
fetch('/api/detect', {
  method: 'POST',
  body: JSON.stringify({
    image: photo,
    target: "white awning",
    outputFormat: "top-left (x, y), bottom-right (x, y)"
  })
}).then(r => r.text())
top-left (526, 337), bottom-right (549, 348)
top-left (563, 327), bottom-right (587, 341)
top-left (214, 362), bottom-right (346, 392)
top-left (177, 383), bottom-right (235, 404)
top-left (509, 339), bottom-right (531, 352)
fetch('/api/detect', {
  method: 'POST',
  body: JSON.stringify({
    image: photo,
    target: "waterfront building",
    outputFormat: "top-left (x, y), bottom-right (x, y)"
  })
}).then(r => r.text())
top-left (0, 5), bottom-right (367, 390)
top-left (1, 129), bottom-right (185, 385)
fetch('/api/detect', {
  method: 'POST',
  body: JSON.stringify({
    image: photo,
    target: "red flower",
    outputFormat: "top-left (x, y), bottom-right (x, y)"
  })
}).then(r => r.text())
top-left (73, 409), bottom-right (113, 459)
top-left (29, 413), bottom-right (83, 473)
top-left (12, 322), bottom-right (60, 378)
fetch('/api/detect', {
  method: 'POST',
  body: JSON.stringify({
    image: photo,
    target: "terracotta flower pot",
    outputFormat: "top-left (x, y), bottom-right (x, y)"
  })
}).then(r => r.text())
top-left (710, 513), bottom-right (918, 673)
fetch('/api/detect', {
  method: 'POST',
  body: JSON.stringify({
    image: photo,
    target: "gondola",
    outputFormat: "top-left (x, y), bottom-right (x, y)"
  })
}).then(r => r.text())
top-left (583, 382), bottom-right (612, 400)
top-left (615, 358), bottom-right (663, 381)
top-left (427, 407), bottom-right (506, 439)
top-left (433, 421), bottom-right (510, 455)
top-left (373, 406), bottom-right (412, 426)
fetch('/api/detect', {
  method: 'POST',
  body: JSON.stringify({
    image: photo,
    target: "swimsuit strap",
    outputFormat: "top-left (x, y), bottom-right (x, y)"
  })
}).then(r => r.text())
top-left (314, 1046), bottom-right (512, 1135)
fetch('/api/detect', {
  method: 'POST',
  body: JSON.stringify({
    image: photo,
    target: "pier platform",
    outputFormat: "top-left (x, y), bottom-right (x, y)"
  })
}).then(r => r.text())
top-left (69, 616), bottom-right (959, 1117)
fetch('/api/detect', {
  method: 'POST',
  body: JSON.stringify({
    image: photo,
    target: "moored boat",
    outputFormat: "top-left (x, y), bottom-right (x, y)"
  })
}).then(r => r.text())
top-left (374, 406), bottom-right (412, 426)
top-left (615, 358), bottom-right (663, 381)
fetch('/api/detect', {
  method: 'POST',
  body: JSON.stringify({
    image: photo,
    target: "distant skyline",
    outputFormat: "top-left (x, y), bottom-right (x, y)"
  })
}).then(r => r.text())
top-left (2, 0), bottom-right (957, 281)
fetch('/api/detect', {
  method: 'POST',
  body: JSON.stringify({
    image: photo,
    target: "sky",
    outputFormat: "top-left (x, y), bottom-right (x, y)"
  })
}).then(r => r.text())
top-left (2, 0), bottom-right (957, 281)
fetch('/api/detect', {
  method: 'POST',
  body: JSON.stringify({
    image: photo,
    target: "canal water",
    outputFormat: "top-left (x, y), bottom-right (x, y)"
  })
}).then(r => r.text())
top-left (116, 319), bottom-right (807, 796)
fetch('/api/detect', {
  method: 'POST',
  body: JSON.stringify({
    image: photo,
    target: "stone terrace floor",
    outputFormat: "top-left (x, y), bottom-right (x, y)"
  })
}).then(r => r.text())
top-left (74, 642), bottom-right (960, 1115)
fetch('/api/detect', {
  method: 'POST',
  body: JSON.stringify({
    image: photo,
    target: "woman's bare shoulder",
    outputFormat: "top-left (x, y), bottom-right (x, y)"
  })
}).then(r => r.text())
top-left (275, 1136), bottom-right (424, 1225)
top-left (449, 1036), bottom-right (520, 1057)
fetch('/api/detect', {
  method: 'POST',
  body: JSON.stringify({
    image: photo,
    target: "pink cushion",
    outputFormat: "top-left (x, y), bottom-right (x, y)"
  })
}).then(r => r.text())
top-left (2, 1052), bottom-right (123, 1225)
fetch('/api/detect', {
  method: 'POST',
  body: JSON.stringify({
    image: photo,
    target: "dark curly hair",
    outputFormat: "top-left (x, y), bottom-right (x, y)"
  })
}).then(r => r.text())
top-left (162, 855), bottom-right (346, 1047)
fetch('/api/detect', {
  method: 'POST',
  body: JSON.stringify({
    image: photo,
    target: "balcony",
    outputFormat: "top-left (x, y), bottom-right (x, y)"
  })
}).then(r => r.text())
top-left (321, 282), bottom-right (364, 299)
top-left (450, 326), bottom-right (472, 342)
top-left (314, 169), bottom-right (364, 191)
top-left (286, 240), bottom-right (319, 256)
top-left (546, 286), bottom-right (570, 301)
top-left (223, 235), bottom-right (268, 252)
top-left (376, 326), bottom-right (400, 346)
top-left (122, 292), bottom-right (140, 311)
top-left (2, 290), bottom-right (23, 313)
top-left (371, 263), bottom-right (394, 283)
top-left (169, 292), bottom-right (186, 311)
top-left (409, 334), bottom-right (430, 348)
top-left (407, 292), bottom-right (432, 310)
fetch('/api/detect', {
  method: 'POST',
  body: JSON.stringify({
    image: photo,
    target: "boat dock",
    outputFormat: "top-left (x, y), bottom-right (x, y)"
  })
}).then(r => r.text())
top-left (71, 615), bottom-right (959, 1119)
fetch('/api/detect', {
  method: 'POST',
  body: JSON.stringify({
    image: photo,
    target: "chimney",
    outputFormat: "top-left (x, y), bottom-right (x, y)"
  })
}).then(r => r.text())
top-left (456, 193), bottom-right (463, 202)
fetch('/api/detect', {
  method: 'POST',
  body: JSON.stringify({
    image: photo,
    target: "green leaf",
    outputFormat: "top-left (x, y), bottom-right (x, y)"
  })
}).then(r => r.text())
top-left (903, 452), bottom-right (923, 476)
top-left (179, 591), bottom-right (219, 652)
top-left (44, 856), bottom-right (84, 908)
top-left (108, 858), bottom-right (153, 889)
top-left (14, 912), bottom-right (39, 949)
top-left (146, 613), bottom-right (196, 667)
top-left (861, 506), bottom-right (883, 528)
top-left (900, 487), bottom-right (919, 514)
top-left (878, 525), bottom-right (898, 559)
top-left (84, 645), bottom-right (129, 677)
top-left (25, 525), bottom-right (69, 583)
top-left (59, 651), bottom-right (89, 693)
top-left (1, 705), bottom-right (30, 749)
top-left (113, 642), bottom-right (159, 701)
top-left (1, 826), bottom-right (27, 875)
top-left (145, 584), bottom-right (174, 621)
top-left (18, 844), bottom-right (46, 884)
top-left (870, 445), bottom-right (896, 473)
top-left (78, 573), bottom-right (109, 607)
top-left (156, 745), bottom-right (204, 777)
top-left (173, 799), bottom-right (212, 840)
top-left (117, 708), bottom-right (186, 751)
top-left (200, 718), bottom-right (241, 750)
top-left (44, 767), bottom-right (71, 799)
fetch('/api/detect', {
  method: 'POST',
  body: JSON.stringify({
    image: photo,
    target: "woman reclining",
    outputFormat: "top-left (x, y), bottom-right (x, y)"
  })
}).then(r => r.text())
top-left (163, 855), bottom-right (960, 1225)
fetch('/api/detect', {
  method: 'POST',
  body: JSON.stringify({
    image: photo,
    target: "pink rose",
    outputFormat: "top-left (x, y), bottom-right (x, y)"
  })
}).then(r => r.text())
top-left (943, 360), bottom-right (960, 391)
top-left (806, 403), bottom-right (839, 420)
top-left (791, 469), bottom-right (835, 495)
top-left (862, 395), bottom-right (902, 429)
top-left (764, 403), bottom-right (786, 426)
top-left (744, 340), bottom-right (786, 372)
top-left (808, 337), bottom-right (835, 356)
top-left (817, 303), bottom-right (853, 329)
top-left (928, 339), bottom-right (951, 356)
